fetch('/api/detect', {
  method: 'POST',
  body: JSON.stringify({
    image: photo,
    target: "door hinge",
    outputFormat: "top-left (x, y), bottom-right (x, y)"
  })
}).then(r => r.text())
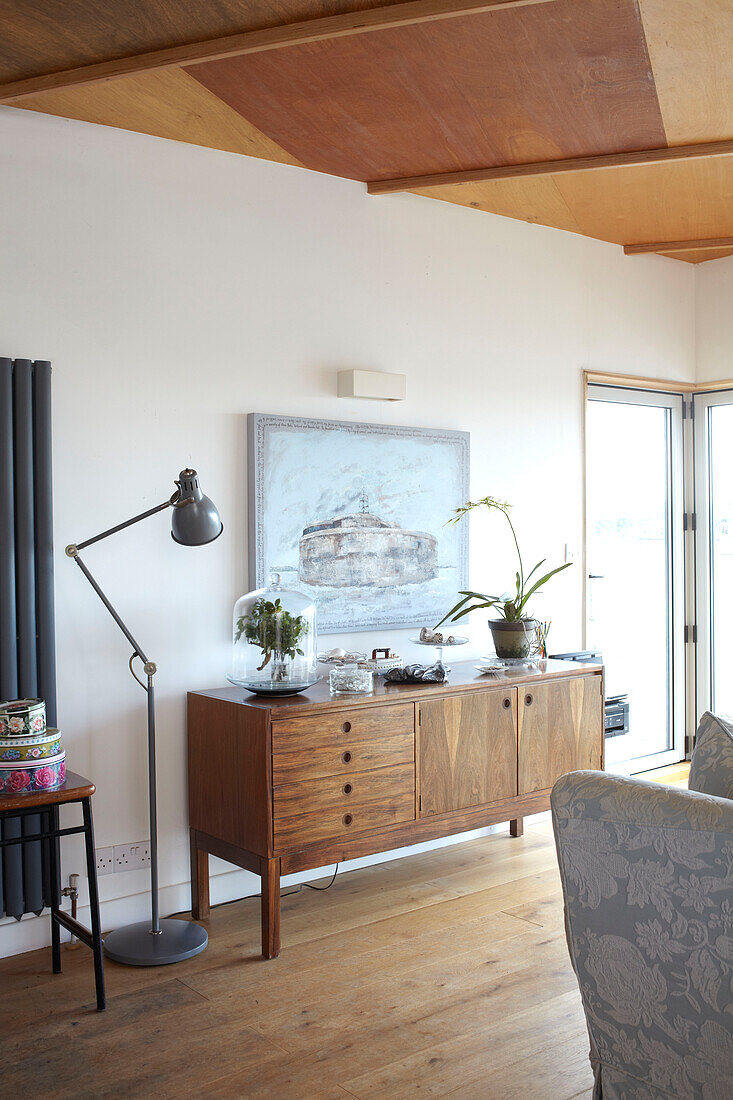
top-left (682, 397), bottom-right (696, 421)
top-left (684, 625), bottom-right (697, 644)
top-left (683, 513), bottom-right (697, 532)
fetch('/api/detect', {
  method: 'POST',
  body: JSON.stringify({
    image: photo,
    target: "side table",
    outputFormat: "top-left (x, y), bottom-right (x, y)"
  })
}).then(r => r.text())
top-left (0, 771), bottom-right (105, 1010)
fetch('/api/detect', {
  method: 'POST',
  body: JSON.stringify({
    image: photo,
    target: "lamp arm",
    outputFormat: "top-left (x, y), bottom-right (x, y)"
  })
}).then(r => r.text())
top-left (64, 485), bottom-right (194, 673)
top-left (68, 550), bottom-right (153, 672)
top-left (75, 494), bottom-right (178, 553)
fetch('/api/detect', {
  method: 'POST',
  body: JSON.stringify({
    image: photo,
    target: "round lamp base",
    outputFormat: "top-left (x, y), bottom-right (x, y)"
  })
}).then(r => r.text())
top-left (103, 918), bottom-right (208, 966)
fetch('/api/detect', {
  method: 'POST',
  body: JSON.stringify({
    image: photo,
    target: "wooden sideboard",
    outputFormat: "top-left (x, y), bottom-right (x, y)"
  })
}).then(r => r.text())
top-left (187, 659), bottom-right (604, 957)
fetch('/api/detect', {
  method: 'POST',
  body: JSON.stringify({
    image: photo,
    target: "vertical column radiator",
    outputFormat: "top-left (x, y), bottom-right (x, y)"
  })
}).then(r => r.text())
top-left (0, 358), bottom-right (57, 920)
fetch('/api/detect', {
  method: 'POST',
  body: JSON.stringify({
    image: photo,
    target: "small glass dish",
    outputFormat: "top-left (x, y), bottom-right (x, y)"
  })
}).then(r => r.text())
top-left (329, 665), bottom-right (373, 695)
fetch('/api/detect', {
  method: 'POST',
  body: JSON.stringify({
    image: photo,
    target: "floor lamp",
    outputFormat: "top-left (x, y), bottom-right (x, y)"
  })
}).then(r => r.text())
top-left (66, 469), bottom-right (222, 966)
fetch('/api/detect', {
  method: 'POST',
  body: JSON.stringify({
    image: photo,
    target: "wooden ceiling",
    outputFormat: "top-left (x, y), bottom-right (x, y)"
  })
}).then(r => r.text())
top-left (3, 0), bottom-right (733, 263)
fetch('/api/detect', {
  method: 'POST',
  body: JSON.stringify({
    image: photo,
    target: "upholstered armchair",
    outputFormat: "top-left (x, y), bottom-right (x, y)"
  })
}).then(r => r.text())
top-left (551, 769), bottom-right (733, 1099)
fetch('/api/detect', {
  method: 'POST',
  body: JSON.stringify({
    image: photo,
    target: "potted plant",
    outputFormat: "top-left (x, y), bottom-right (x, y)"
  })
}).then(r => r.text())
top-left (436, 496), bottom-right (571, 659)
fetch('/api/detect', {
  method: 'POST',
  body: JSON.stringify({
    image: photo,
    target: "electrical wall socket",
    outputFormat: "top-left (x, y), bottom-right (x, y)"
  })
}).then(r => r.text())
top-left (96, 847), bottom-right (115, 876)
top-left (114, 841), bottom-right (151, 872)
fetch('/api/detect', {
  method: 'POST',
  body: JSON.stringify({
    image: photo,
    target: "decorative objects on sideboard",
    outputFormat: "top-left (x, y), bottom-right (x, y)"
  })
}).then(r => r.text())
top-left (437, 496), bottom-right (571, 659)
top-left (385, 662), bottom-right (447, 684)
top-left (248, 414), bottom-right (469, 631)
top-left (66, 468), bottom-right (222, 967)
top-left (329, 665), bottom-right (374, 695)
top-left (230, 572), bottom-right (318, 696)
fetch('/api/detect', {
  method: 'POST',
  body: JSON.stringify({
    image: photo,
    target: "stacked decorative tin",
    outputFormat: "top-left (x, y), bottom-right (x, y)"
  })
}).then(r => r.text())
top-left (0, 699), bottom-right (66, 794)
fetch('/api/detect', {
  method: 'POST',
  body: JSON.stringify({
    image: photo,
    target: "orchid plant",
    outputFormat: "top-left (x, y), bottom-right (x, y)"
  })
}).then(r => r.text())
top-left (436, 496), bottom-right (571, 627)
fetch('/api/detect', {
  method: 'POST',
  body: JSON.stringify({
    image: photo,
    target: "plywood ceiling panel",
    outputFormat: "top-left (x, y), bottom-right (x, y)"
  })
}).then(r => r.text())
top-left (0, 0), bottom-right (411, 83)
top-left (13, 68), bottom-right (302, 166)
top-left (188, 0), bottom-right (666, 181)
top-left (639, 0), bottom-right (733, 143)
top-left (657, 246), bottom-right (733, 264)
top-left (411, 157), bottom-right (733, 250)
top-left (553, 157), bottom-right (733, 246)
top-left (412, 176), bottom-right (580, 233)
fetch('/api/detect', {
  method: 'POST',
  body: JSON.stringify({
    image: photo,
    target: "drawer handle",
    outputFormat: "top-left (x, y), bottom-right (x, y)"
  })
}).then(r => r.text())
top-left (342, 751), bottom-right (352, 764)
top-left (343, 782), bottom-right (353, 795)
top-left (342, 721), bottom-right (351, 733)
top-left (343, 813), bottom-right (353, 826)
top-left (525, 693), bottom-right (533, 706)
top-left (502, 697), bottom-right (511, 709)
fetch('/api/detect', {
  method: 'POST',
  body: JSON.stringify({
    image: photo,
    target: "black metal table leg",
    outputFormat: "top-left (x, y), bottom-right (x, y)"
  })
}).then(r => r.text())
top-left (48, 804), bottom-right (61, 974)
top-left (82, 797), bottom-right (106, 1011)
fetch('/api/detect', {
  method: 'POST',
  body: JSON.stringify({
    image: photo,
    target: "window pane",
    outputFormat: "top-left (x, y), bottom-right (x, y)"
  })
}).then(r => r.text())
top-left (709, 405), bottom-right (733, 719)
top-left (587, 400), bottom-right (672, 767)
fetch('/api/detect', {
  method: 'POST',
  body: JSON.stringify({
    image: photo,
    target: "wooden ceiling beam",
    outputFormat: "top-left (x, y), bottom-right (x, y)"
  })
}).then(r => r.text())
top-left (0, 0), bottom-right (555, 104)
top-left (367, 139), bottom-right (733, 194)
top-left (624, 235), bottom-right (733, 255)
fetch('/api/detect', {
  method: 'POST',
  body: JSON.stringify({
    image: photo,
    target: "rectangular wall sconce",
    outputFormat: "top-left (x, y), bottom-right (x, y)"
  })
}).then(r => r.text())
top-left (337, 369), bottom-right (406, 401)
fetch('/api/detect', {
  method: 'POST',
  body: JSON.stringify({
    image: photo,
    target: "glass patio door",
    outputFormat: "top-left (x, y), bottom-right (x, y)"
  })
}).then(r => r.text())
top-left (586, 385), bottom-right (686, 773)
top-left (695, 391), bottom-right (733, 721)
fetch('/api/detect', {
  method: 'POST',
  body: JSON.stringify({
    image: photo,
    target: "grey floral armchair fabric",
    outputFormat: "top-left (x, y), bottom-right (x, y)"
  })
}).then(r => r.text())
top-left (689, 711), bottom-right (733, 801)
top-left (551, 771), bottom-right (733, 1099)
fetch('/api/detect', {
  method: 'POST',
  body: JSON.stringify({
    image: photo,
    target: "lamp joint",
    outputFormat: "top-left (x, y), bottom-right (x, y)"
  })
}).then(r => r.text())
top-left (65, 544), bottom-right (78, 558)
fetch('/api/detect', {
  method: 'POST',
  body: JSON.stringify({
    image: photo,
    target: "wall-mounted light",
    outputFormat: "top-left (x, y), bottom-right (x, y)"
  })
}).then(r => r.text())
top-left (337, 369), bottom-right (406, 401)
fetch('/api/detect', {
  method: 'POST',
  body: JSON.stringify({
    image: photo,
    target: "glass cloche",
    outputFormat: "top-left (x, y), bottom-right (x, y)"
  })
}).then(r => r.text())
top-left (228, 573), bottom-right (318, 695)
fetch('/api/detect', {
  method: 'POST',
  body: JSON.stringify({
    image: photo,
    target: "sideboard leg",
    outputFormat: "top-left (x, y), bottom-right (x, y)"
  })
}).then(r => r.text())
top-left (260, 856), bottom-right (281, 959)
top-left (190, 829), bottom-right (210, 920)
top-left (509, 818), bottom-right (524, 838)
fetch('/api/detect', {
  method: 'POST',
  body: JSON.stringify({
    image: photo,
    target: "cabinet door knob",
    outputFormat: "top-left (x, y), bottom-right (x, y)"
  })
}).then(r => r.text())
top-left (343, 782), bottom-right (353, 795)
top-left (342, 721), bottom-right (351, 733)
top-left (342, 751), bottom-right (352, 764)
top-left (525, 693), bottom-right (533, 706)
top-left (343, 813), bottom-right (353, 826)
top-left (502, 697), bottom-right (511, 709)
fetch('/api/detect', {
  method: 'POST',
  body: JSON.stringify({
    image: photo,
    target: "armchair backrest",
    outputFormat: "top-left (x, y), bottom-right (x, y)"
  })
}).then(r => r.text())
top-left (551, 771), bottom-right (733, 1099)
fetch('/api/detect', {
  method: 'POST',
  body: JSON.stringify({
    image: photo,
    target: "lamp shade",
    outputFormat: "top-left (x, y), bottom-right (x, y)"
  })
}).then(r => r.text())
top-left (171, 469), bottom-right (223, 546)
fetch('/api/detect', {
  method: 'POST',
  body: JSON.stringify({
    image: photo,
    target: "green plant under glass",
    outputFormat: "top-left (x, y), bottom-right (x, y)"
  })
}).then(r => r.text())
top-left (235, 596), bottom-right (309, 680)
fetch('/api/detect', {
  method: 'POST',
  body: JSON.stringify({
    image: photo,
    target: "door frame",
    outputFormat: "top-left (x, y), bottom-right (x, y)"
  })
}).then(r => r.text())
top-left (693, 389), bottom-right (733, 719)
top-left (585, 383), bottom-right (687, 773)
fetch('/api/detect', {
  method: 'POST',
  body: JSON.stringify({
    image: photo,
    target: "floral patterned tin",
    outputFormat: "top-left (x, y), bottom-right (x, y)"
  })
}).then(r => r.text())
top-left (0, 698), bottom-right (46, 738)
top-left (0, 751), bottom-right (65, 795)
top-left (0, 728), bottom-right (63, 763)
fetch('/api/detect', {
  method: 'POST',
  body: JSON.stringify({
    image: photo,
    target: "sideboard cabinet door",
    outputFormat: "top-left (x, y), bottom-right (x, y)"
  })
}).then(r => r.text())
top-left (518, 675), bottom-right (603, 795)
top-left (419, 690), bottom-right (517, 817)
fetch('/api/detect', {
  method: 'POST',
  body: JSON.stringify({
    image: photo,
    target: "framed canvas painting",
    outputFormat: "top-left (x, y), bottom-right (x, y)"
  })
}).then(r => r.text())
top-left (248, 414), bottom-right (470, 632)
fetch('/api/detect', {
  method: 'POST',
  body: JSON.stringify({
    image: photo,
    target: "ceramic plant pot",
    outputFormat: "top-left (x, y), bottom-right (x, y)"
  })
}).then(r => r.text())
top-left (0, 751), bottom-right (66, 795)
top-left (0, 698), bottom-right (46, 738)
top-left (0, 728), bottom-right (63, 763)
top-left (489, 619), bottom-right (538, 660)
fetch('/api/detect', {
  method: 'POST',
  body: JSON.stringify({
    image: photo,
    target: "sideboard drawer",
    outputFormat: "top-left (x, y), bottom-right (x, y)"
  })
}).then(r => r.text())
top-left (273, 762), bottom-right (415, 850)
top-left (272, 702), bottom-right (415, 784)
top-left (272, 702), bottom-right (414, 747)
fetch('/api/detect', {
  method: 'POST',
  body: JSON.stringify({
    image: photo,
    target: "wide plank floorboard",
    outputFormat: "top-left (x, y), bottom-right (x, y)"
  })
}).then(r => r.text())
top-left (1, 817), bottom-right (600, 1098)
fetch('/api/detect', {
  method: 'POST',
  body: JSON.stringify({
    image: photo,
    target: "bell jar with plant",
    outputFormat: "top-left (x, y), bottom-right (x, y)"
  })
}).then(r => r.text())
top-left (229, 573), bottom-right (318, 694)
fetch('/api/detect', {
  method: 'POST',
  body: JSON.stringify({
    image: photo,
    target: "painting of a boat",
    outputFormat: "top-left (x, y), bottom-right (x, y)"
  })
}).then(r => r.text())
top-left (300, 498), bottom-right (438, 588)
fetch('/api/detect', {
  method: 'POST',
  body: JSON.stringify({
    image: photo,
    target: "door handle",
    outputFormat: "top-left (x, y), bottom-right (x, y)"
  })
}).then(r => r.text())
top-left (588, 574), bottom-right (605, 579)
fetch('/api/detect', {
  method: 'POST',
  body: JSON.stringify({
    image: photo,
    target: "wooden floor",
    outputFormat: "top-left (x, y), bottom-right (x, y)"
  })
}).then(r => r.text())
top-left (1, 765), bottom-right (689, 1099)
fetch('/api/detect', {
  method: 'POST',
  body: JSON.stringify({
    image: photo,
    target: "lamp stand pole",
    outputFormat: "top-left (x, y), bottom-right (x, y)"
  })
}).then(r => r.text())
top-left (66, 491), bottom-right (208, 966)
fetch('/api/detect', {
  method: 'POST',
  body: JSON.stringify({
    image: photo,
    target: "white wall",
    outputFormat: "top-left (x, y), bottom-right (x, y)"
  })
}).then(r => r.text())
top-left (0, 106), bottom-right (696, 956)
top-left (696, 256), bottom-right (733, 382)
